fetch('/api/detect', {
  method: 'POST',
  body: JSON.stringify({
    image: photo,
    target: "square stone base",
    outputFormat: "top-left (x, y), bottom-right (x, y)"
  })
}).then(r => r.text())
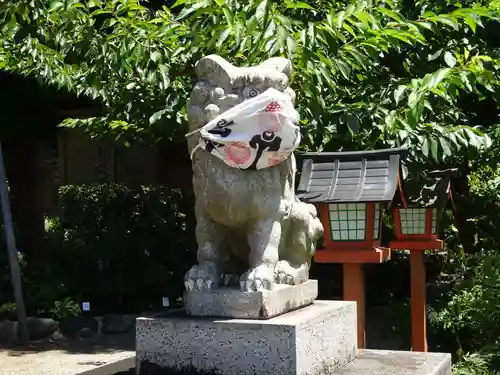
top-left (184, 279), bottom-right (318, 319)
top-left (136, 300), bottom-right (357, 375)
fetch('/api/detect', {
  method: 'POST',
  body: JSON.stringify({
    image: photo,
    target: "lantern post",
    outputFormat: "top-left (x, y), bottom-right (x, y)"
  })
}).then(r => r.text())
top-left (390, 169), bottom-right (456, 352)
top-left (297, 148), bottom-right (408, 349)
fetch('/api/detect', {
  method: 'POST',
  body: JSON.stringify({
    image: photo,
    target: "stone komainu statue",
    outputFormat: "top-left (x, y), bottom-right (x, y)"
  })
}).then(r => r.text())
top-left (185, 55), bottom-right (323, 292)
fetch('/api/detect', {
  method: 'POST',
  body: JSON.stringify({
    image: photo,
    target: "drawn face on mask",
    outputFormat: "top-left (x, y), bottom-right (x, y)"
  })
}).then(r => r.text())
top-left (197, 88), bottom-right (301, 170)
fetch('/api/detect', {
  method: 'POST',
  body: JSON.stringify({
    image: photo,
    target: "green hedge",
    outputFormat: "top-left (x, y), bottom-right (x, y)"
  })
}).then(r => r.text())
top-left (1, 184), bottom-right (196, 317)
top-left (50, 183), bottom-right (196, 314)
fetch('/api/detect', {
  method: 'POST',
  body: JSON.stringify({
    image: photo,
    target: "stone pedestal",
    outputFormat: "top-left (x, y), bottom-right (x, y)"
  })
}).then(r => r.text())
top-left (336, 350), bottom-right (451, 375)
top-left (184, 279), bottom-right (318, 319)
top-left (136, 300), bottom-right (357, 375)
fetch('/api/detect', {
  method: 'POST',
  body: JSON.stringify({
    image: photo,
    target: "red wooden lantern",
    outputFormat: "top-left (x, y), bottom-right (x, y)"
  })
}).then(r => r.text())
top-left (391, 206), bottom-right (443, 250)
top-left (297, 147), bottom-right (408, 348)
top-left (316, 202), bottom-right (388, 263)
top-left (390, 169), bottom-right (456, 353)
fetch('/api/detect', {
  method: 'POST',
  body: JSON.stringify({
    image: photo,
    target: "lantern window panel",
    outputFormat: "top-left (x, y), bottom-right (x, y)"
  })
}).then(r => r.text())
top-left (329, 203), bottom-right (366, 241)
top-left (431, 208), bottom-right (438, 234)
top-left (373, 203), bottom-right (381, 240)
top-left (400, 208), bottom-right (426, 234)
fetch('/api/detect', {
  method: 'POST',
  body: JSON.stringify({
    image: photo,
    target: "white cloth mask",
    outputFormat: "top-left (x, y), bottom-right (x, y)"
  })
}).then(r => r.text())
top-left (187, 88), bottom-right (301, 170)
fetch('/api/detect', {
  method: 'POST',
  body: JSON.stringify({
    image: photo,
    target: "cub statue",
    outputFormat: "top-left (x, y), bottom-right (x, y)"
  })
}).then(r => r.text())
top-left (185, 55), bottom-right (323, 293)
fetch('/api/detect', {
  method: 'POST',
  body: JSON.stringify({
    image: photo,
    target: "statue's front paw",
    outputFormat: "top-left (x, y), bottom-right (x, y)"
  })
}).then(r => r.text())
top-left (239, 265), bottom-right (275, 292)
top-left (184, 262), bottom-right (220, 291)
top-left (274, 260), bottom-right (309, 285)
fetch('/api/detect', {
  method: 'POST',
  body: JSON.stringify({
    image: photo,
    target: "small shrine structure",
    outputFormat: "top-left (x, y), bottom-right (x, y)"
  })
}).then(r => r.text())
top-left (390, 168), bottom-right (456, 352)
top-left (296, 147), bottom-right (408, 348)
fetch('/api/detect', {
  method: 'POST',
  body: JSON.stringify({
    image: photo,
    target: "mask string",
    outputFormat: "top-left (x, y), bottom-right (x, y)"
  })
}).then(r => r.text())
top-left (185, 128), bottom-right (202, 138)
top-left (190, 144), bottom-right (201, 160)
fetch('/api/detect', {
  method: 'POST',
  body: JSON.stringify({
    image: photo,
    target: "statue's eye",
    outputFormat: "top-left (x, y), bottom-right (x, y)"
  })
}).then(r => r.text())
top-left (262, 130), bottom-right (275, 141)
top-left (243, 87), bottom-right (260, 98)
top-left (216, 119), bottom-right (234, 127)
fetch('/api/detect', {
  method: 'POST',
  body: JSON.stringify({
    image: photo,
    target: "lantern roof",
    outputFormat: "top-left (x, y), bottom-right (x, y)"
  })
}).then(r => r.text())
top-left (296, 147), bottom-right (408, 204)
top-left (396, 168), bottom-right (457, 208)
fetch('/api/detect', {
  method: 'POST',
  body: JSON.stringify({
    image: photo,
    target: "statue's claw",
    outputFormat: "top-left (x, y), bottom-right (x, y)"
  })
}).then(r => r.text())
top-left (274, 260), bottom-right (309, 285)
top-left (184, 262), bottom-right (220, 291)
top-left (239, 265), bottom-right (275, 292)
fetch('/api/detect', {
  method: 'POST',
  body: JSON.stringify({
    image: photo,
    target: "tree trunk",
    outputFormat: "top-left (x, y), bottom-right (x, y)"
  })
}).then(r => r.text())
top-left (3, 137), bottom-right (47, 269)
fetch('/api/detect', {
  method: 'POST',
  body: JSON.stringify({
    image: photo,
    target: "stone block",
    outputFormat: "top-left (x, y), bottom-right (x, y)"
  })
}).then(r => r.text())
top-left (336, 349), bottom-right (451, 375)
top-left (136, 300), bottom-right (357, 375)
top-left (184, 279), bottom-right (318, 319)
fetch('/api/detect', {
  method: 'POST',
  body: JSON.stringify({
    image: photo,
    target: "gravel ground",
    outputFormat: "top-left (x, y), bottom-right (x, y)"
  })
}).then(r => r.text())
top-left (0, 332), bottom-right (135, 375)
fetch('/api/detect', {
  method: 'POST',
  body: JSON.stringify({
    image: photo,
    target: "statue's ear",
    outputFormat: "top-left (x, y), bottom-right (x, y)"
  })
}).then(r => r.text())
top-left (195, 55), bottom-right (235, 89)
top-left (259, 57), bottom-right (292, 80)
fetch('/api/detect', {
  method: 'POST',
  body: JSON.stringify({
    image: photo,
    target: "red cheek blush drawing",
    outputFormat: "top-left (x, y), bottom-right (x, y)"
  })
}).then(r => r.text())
top-left (225, 142), bottom-right (252, 165)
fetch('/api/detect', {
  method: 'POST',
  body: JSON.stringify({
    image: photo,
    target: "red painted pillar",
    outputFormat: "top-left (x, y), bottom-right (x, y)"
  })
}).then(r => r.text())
top-left (410, 251), bottom-right (427, 352)
top-left (343, 263), bottom-right (365, 349)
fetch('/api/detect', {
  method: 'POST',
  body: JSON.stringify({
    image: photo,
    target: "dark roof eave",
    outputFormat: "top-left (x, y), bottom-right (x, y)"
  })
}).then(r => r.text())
top-left (395, 168), bottom-right (458, 208)
top-left (297, 195), bottom-right (395, 205)
top-left (296, 147), bottom-right (407, 204)
top-left (297, 147), bottom-right (409, 162)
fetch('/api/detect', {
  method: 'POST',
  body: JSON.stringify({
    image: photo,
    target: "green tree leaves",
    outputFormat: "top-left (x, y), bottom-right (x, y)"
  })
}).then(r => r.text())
top-left (0, 0), bottom-right (497, 168)
top-left (444, 51), bottom-right (458, 67)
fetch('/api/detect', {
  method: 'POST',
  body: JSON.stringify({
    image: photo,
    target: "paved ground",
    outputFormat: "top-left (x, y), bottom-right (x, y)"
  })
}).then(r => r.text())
top-left (0, 332), bottom-right (135, 375)
top-left (0, 305), bottom-right (405, 375)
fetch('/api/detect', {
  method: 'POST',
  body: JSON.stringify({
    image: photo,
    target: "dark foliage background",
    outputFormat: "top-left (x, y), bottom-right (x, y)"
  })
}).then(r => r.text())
top-left (1, 184), bottom-right (196, 317)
